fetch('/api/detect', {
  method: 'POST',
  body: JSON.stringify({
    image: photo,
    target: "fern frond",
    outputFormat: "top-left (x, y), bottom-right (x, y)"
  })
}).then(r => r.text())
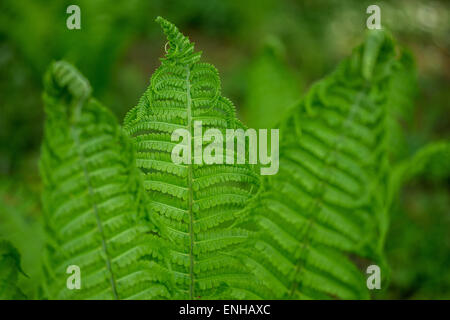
top-left (0, 240), bottom-right (27, 299)
top-left (245, 30), bottom-right (406, 299)
top-left (40, 61), bottom-right (168, 299)
top-left (124, 17), bottom-right (261, 299)
top-left (386, 50), bottom-right (417, 161)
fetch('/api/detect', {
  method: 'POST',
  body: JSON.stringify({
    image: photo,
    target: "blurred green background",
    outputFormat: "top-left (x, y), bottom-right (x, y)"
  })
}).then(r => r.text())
top-left (0, 0), bottom-right (449, 299)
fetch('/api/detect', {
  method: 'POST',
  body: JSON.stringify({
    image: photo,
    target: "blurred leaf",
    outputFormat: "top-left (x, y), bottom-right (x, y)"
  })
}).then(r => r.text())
top-left (243, 37), bottom-right (301, 128)
top-left (0, 180), bottom-right (44, 299)
top-left (386, 50), bottom-right (418, 161)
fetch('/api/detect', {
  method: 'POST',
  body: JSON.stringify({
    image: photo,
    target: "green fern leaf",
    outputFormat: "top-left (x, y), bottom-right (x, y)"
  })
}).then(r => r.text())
top-left (243, 37), bottom-right (302, 129)
top-left (244, 30), bottom-right (407, 299)
top-left (123, 17), bottom-right (261, 299)
top-left (0, 240), bottom-right (27, 299)
top-left (40, 61), bottom-right (168, 299)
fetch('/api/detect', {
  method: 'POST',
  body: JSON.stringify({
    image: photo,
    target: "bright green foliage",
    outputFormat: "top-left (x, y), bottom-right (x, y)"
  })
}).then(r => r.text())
top-left (123, 17), bottom-right (261, 299)
top-left (0, 240), bottom-right (27, 299)
top-left (40, 62), bottom-right (168, 299)
top-left (0, 182), bottom-right (44, 299)
top-left (243, 31), bottom-right (407, 299)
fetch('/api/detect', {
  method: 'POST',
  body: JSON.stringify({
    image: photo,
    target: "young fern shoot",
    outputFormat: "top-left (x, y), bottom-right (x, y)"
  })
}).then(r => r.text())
top-left (123, 17), bottom-right (261, 299)
top-left (40, 62), bottom-right (168, 299)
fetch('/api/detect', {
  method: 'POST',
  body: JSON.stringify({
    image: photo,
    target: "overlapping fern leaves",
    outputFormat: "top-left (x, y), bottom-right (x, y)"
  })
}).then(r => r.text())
top-left (242, 31), bottom-right (407, 299)
top-left (123, 17), bottom-right (261, 299)
top-left (0, 240), bottom-right (27, 299)
top-left (30, 17), bottom-right (434, 300)
top-left (40, 62), bottom-right (168, 299)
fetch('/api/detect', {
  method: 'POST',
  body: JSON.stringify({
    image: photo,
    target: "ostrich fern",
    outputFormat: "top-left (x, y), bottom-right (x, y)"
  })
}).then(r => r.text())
top-left (40, 62), bottom-right (168, 299)
top-left (14, 17), bottom-right (437, 300)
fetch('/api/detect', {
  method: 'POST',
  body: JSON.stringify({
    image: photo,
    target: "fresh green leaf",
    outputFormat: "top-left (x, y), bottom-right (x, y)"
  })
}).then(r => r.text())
top-left (123, 17), bottom-right (261, 299)
top-left (40, 61), bottom-right (168, 299)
